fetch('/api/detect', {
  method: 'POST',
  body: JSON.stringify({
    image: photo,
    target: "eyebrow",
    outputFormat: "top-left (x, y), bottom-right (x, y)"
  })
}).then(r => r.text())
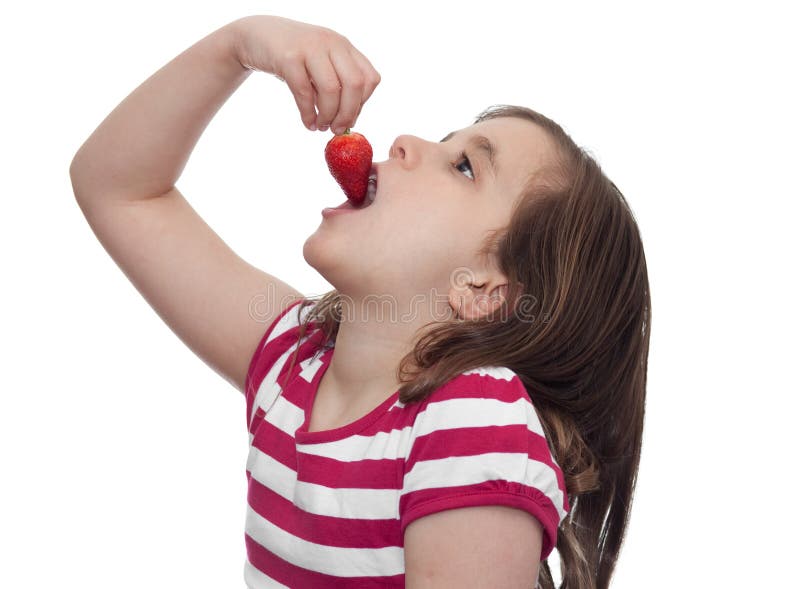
top-left (439, 130), bottom-right (498, 178)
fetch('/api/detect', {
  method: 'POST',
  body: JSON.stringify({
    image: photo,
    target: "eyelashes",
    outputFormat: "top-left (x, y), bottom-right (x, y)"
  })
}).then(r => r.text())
top-left (454, 150), bottom-right (475, 181)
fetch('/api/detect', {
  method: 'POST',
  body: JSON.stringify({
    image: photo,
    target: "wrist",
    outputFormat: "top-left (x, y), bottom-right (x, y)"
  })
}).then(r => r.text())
top-left (219, 17), bottom-right (255, 73)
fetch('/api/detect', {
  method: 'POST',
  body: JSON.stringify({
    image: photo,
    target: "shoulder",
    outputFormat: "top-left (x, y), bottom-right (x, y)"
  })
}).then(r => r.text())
top-left (401, 364), bottom-right (571, 559)
top-left (244, 298), bottom-right (325, 416)
top-left (410, 365), bottom-right (543, 435)
top-left (253, 297), bottom-right (316, 353)
top-left (460, 365), bottom-right (532, 402)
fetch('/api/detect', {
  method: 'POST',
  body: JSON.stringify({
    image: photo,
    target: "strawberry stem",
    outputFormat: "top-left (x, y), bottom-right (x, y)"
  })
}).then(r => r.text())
top-left (344, 128), bottom-right (351, 135)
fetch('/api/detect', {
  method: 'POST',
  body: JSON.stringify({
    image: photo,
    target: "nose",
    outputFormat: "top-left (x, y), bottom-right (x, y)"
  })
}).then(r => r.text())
top-left (389, 134), bottom-right (429, 169)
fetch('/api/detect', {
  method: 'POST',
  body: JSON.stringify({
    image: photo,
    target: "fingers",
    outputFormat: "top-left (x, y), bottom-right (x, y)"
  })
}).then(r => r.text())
top-left (328, 49), bottom-right (366, 134)
top-left (348, 45), bottom-right (381, 110)
top-left (284, 35), bottom-right (381, 133)
top-left (281, 56), bottom-right (317, 130)
top-left (307, 53), bottom-right (342, 132)
top-left (339, 47), bottom-right (381, 126)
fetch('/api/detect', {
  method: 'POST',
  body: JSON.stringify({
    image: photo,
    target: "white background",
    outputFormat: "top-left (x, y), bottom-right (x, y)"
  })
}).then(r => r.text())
top-left (2, 1), bottom-right (797, 587)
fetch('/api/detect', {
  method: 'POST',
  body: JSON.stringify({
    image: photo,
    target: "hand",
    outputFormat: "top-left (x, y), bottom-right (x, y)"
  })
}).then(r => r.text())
top-left (231, 15), bottom-right (381, 133)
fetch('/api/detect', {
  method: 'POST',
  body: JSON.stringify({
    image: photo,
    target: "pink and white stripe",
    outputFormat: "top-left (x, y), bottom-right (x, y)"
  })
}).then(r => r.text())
top-left (242, 299), bottom-right (570, 588)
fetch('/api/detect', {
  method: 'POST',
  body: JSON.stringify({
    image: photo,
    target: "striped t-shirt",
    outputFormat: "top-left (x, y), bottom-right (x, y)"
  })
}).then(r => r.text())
top-left (243, 298), bottom-right (570, 588)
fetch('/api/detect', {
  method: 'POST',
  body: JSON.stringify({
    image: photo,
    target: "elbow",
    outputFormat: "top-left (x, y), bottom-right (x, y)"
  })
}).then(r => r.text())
top-left (69, 154), bottom-right (107, 205)
top-left (69, 155), bottom-right (89, 201)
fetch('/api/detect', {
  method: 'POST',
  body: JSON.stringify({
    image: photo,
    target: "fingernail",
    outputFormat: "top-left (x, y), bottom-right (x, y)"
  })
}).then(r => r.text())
top-left (334, 127), bottom-right (345, 135)
top-left (309, 123), bottom-right (317, 131)
top-left (320, 124), bottom-right (329, 132)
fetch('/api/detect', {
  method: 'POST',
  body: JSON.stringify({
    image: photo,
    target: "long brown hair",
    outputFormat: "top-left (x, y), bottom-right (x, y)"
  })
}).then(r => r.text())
top-left (285, 104), bottom-right (650, 589)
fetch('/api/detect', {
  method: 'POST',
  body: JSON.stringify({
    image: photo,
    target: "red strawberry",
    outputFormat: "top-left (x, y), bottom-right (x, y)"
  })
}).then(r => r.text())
top-left (325, 129), bottom-right (373, 206)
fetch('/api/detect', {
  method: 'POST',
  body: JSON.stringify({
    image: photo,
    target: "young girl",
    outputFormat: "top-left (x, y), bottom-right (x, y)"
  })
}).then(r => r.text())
top-left (71, 14), bottom-right (650, 589)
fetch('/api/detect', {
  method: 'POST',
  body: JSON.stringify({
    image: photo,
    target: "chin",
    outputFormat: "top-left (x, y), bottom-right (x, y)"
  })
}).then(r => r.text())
top-left (302, 231), bottom-right (328, 272)
top-left (302, 231), bottom-right (348, 287)
top-left (303, 233), bottom-right (382, 298)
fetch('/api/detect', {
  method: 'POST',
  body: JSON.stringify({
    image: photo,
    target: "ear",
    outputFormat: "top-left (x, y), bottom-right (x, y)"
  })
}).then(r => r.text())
top-left (449, 277), bottom-right (509, 321)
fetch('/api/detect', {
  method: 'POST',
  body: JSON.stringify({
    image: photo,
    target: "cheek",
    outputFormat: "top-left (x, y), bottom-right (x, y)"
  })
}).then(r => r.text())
top-left (375, 205), bottom-right (481, 273)
top-left (376, 192), bottom-right (456, 242)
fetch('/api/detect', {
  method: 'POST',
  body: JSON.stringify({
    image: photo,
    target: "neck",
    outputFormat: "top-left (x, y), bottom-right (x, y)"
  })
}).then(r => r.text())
top-left (323, 291), bottom-right (449, 400)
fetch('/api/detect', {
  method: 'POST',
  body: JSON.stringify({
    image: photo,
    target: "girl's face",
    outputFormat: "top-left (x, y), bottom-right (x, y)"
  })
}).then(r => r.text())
top-left (304, 117), bottom-right (556, 312)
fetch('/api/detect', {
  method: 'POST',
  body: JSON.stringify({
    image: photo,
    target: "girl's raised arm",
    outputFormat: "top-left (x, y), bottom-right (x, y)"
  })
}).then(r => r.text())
top-left (69, 15), bottom-right (380, 394)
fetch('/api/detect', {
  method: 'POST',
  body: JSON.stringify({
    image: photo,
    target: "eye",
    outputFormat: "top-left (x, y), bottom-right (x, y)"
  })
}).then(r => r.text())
top-left (454, 150), bottom-right (475, 181)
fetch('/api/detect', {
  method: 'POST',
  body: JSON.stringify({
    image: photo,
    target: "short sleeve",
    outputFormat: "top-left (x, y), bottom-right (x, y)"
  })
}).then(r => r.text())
top-left (244, 298), bottom-right (309, 431)
top-left (399, 368), bottom-right (570, 561)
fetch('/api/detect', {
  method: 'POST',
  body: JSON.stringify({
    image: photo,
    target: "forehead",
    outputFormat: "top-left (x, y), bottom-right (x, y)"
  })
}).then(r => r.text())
top-left (445, 117), bottom-right (556, 188)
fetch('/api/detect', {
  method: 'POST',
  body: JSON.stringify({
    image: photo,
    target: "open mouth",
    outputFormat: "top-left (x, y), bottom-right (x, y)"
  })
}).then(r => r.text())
top-left (332, 165), bottom-right (378, 210)
top-left (364, 168), bottom-right (377, 206)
